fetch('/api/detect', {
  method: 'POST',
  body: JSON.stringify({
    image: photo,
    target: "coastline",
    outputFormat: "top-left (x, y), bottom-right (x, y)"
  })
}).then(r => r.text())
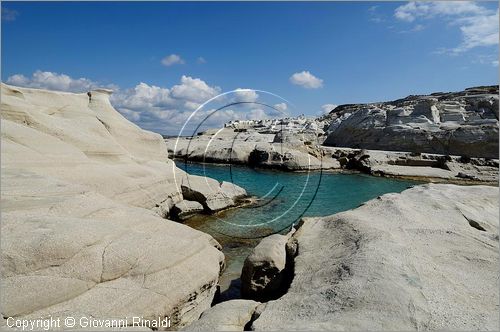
top-left (1, 83), bottom-right (498, 331)
top-left (168, 147), bottom-right (499, 186)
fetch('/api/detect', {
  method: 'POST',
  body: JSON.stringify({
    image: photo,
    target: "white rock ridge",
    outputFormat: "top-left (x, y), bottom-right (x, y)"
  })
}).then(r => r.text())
top-left (323, 86), bottom-right (499, 158)
top-left (252, 184), bottom-right (499, 330)
top-left (0, 83), bottom-right (244, 328)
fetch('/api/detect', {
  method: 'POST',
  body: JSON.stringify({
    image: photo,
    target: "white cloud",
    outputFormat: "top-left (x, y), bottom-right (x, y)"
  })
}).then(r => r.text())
top-left (320, 104), bottom-right (338, 115)
top-left (6, 70), bottom-right (103, 92)
top-left (111, 82), bottom-right (173, 110)
top-left (273, 102), bottom-right (287, 112)
top-left (110, 76), bottom-right (246, 134)
top-left (394, 1), bottom-right (489, 22)
top-left (5, 70), bottom-right (282, 135)
top-left (197, 57), bottom-right (206, 64)
top-left (233, 88), bottom-right (259, 102)
top-left (161, 54), bottom-right (185, 67)
top-left (289, 71), bottom-right (323, 89)
top-left (170, 75), bottom-right (221, 105)
top-left (394, 2), bottom-right (498, 54)
top-left (453, 10), bottom-right (499, 52)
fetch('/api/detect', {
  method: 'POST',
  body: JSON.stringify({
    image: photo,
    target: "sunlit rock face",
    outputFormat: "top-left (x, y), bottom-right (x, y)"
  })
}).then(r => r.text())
top-left (0, 83), bottom-right (235, 329)
top-left (323, 86), bottom-right (499, 158)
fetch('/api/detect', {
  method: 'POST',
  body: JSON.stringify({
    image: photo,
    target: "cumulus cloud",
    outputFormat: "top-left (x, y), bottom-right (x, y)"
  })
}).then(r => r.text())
top-left (289, 71), bottom-right (323, 89)
top-left (232, 88), bottom-right (259, 103)
top-left (6, 70), bottom-right (103, 92)
top-left (170, 75), bottom-right (221, 105)
top-left (5, 70), bottom-right (283, 135)
top-left (161, 54), bottom-right (185, 66)
top-left (111, 76), bottom-right (221, 123)
top-left (394, 2), bottom-right (498, 54)
top-left (273, 102), bottom-right (287, 112)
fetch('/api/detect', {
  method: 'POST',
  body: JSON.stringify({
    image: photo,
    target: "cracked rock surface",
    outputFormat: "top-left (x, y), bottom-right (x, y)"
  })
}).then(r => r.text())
top-left (183, 299), bottom-right (261, 331)
top-left (0, 83), bottom-right (234, 328)
top-left (252, 184), bottom-right (499, 330)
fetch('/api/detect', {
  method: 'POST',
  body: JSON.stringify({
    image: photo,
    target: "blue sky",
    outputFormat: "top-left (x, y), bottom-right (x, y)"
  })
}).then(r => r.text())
top-left (2, 1), bottom-right (499, 134)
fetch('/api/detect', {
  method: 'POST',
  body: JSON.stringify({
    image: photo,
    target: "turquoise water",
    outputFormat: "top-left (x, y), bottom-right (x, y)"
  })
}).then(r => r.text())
top-left (179, 161), bottom-right (419, 238)
top-left (177, 161), bottom-right (420, 299)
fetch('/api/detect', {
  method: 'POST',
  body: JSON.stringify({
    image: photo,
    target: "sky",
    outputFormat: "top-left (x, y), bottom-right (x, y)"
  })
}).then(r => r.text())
top-left (2, 1), bottom-right (499, 135)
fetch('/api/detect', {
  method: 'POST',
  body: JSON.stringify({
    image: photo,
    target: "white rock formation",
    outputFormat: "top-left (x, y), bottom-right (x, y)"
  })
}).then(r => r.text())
top-left (251, 184), bottom-right (499, 330)
top-left (0, 83), bottom-right (244, 328)
top-left (167, 128), bottom-right (339, 171)
top-left (171, 200), bottom-right (205, 220)
top-left (180, 174), bottom-right (246, 212)
top-left (183, 300), bottom-right (261, 331)
top-left (323, 86), bottom-right (499, 158)
top-left (240, 231), bottom-right (297, 301)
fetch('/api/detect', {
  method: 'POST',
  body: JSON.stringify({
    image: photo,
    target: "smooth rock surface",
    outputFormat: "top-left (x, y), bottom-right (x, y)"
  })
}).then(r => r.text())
top-left (183, 300), bottom-right (260, 331)
top-left (171, 200), bottom-right (205, 220)
top-left (0, 83), bottom-right (236, 328)
top-left (252, 184), bottom-right (499, 330)
top-left (180, 174), bottom-right (246, 212)
top-left (1, 169), bottom-right (223, 329)
top-left (241, 231), bottom-right (297, 301)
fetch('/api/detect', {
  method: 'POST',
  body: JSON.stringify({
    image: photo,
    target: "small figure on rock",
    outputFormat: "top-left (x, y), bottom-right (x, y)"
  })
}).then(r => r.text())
top-left (87, 91), bottom-right (92, 103)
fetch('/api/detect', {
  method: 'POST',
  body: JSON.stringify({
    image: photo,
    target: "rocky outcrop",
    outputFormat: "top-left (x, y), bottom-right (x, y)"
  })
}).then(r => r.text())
top-left (327, 147), bottom-right (499, 183)
top-left (240, 233), bottom-right (297, 301)
top-left (0, 83), bottom-right (242, 328)
top-left (251, 184), bottom-right (499, 330)
top-left (323, 86), bottom-right (499, 158)
top-left (181, 174), bottom-right (246, 212)
top-left (171, 200), bottom-right (205, 220)
top-left (183, 300), bottom-right (261, 331)
top-left (1, 169), bottom-right (223, 328)
top-left (167, 128), bottom-right (339, 171)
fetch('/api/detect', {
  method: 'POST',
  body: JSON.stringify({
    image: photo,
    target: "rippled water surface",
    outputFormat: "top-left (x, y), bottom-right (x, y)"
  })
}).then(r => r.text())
top-left (177, 161), bottom-right (420, 299)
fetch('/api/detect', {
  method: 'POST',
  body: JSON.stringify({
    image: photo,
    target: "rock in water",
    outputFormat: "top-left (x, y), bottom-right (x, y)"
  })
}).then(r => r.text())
top-left (183, 300), bottom-right (261, 331)
top-left (252, 184), bottom-right (499, 330)
top-left (171, 200), bottom-right (205, 220)
top-left (180, 174), bottom-right (246, 212)
top-left (0, 83), bottom-right (236, 328)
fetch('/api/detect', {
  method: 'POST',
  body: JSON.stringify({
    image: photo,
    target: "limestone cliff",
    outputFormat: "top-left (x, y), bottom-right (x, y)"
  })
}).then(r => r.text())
top-left (323, 86), bottom-right (499, 158)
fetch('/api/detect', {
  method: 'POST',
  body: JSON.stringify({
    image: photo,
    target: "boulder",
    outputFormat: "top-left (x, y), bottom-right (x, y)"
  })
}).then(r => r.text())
top-left (241, 231), bottom-right (297, 301)
top-left (171, 200), bottom-right (205, 220)
top-left (221, 181), bottom-right (247, 199)
top-left (181, 174), bottom-right (247, 212)
top-left (183, 300), bottom-right (261, 331)
top-left (252, 184), bottom-right (499, 330)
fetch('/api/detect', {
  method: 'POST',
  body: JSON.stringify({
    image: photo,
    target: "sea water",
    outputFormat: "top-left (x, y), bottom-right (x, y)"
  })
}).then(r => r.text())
top-left (177, 161), bottom-right (420, 299)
